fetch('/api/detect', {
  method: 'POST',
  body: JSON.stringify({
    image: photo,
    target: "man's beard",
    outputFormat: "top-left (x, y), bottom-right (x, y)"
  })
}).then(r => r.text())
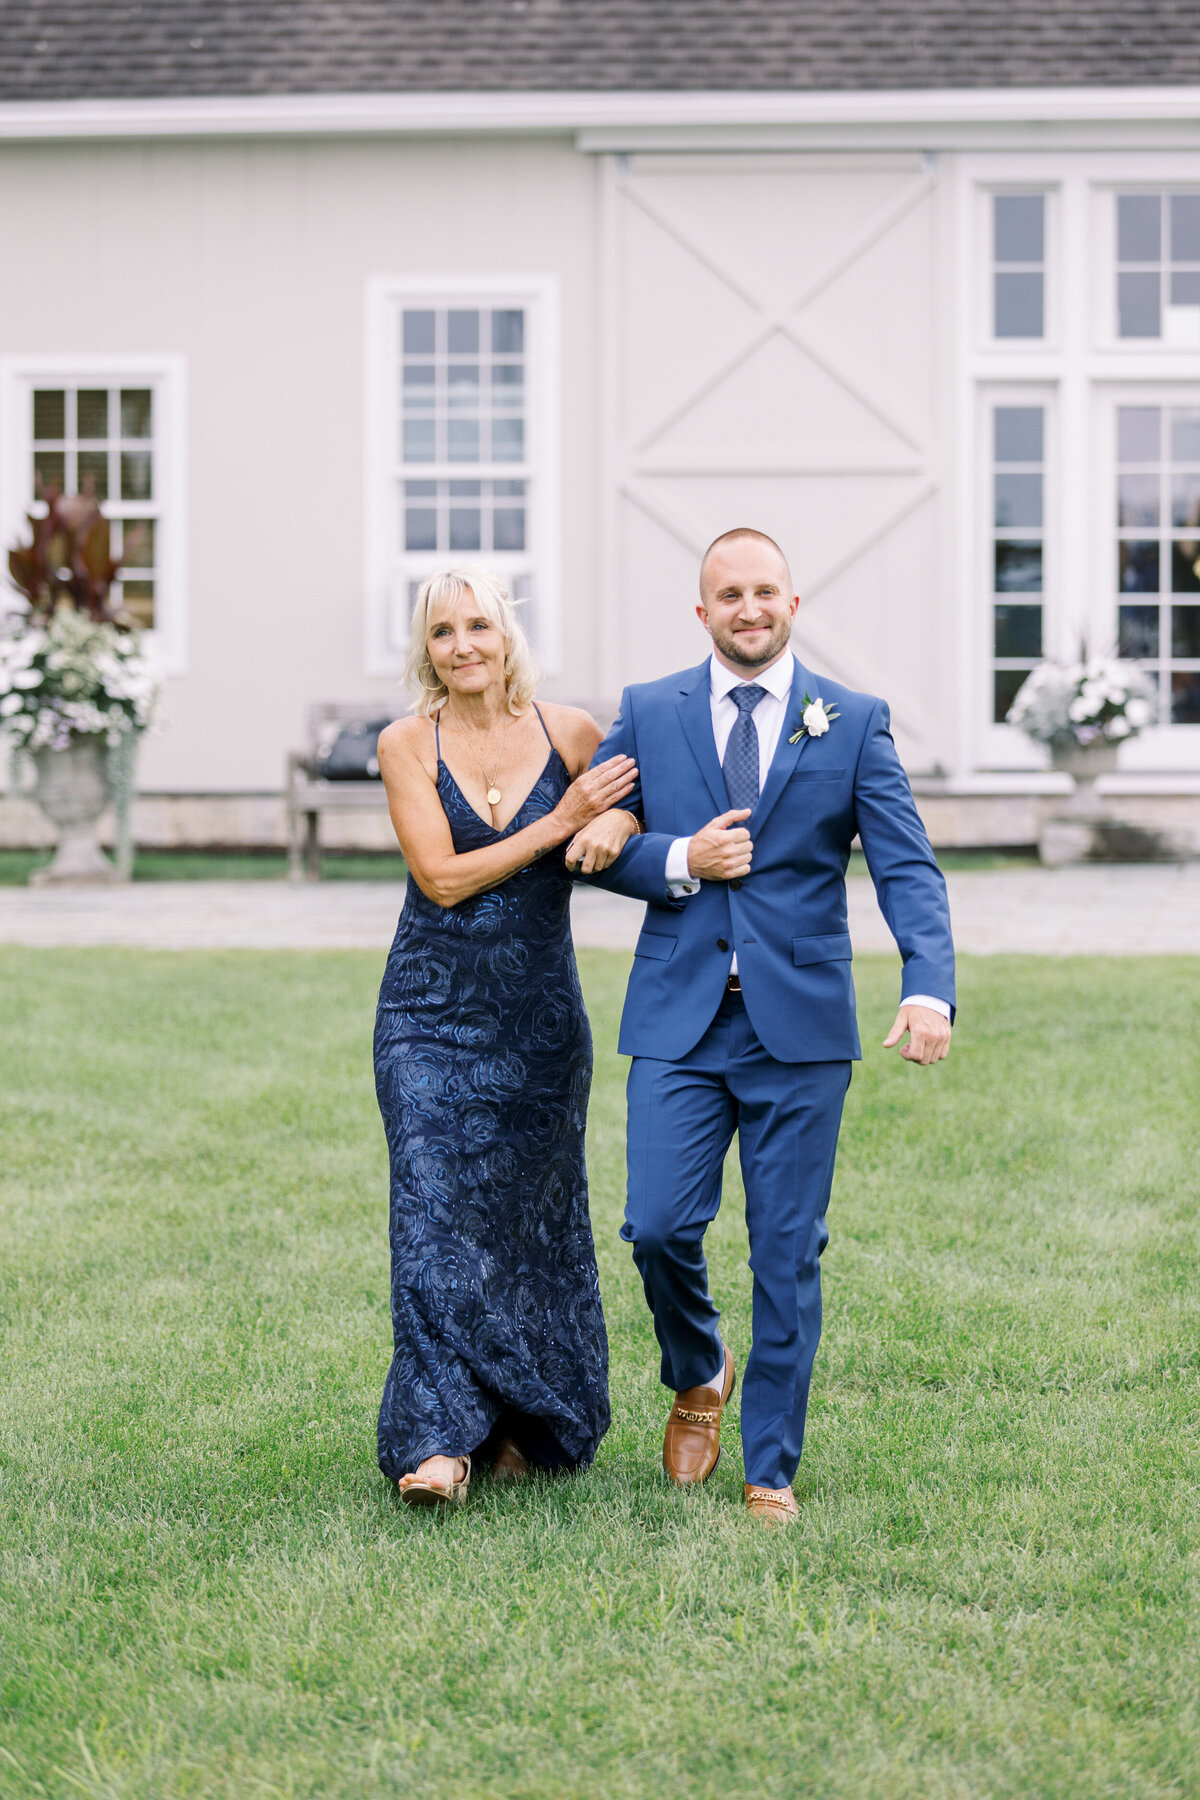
top-left (710, 618), bottom-right (792, 670)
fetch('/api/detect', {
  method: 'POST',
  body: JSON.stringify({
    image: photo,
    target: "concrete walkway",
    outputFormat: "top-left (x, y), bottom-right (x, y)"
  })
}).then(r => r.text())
top-left (0, 864), bottom-right (1196, 954)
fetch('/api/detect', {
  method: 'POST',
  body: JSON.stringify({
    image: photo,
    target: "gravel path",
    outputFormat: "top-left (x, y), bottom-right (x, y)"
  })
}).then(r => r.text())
top-left (0, 865), bottom-right (1196, 955)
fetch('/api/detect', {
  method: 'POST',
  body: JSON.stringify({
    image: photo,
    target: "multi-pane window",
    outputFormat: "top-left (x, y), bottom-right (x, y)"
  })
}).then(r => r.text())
top-left (366, 278), bottom-right (558, 674)
top-left (978, 177), bottom-right (1200, 754)
top-left (991, 405), bottom-right (1045, 723)
top-left (395, 303), bottom-right (534, 625)
top-left (403, 478), bottom-right (527, 556)
top-left (1115, 405), bottom-right (1200, 724)
top-left (993, 195), bottom-right (1045, 339)
top-left (31, 385), bottom-right (159, 628)
top-left (1116, 193), bottom-right (1200, 343)
top-left (401, 305), bottom-right (526, 469)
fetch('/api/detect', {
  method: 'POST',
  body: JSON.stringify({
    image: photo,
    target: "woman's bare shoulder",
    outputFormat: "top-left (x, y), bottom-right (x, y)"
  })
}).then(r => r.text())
top-left (378, 714), bottom-right (436, 770)
top-left (537, 702), bottom-right (602, 749)
top-left (535, 703), bottom-right (601, 775)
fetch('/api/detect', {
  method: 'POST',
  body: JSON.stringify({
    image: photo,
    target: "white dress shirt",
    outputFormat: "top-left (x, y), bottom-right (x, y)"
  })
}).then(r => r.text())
top-left (662, 651), bottom-right (950, 1019)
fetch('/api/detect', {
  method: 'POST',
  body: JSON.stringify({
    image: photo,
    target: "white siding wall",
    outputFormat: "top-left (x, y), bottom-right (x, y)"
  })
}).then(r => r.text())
top-left (0, 135), bottom-right (604, 791)
top-left (0, 135), bottom-right (960, 793)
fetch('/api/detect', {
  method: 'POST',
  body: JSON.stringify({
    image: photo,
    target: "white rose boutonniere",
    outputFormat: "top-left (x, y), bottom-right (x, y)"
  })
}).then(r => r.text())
top-left (789, 693), bottom-right (841, 745)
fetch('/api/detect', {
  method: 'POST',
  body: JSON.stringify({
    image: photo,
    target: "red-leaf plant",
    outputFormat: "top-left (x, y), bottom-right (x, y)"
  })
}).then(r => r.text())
top-left (7, 486), bottom-right (144, 627)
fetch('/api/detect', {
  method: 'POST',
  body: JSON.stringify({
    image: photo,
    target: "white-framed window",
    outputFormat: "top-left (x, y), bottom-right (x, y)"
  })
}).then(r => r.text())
top-left (992, 192), bottom-right (1048, 341)
top-left (0, 355), bottom-right (187, 674)
top-left (1112, 396), bottom-right (1200, 725)
top-left (989, 399), bottom-right (1048, 723)
top-left (963, 155), bottom-right (1200, 772)
top-left (1114, 191), bottom-right (1200, 345)
top-left (364, 276), bottom-right (560, 678)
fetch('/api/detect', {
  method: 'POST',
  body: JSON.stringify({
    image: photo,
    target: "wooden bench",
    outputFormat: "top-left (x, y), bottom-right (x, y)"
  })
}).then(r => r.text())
top-left (285, 696), bottom-right (620, 879)
top-left (286, 702), bottom-right (396, 880)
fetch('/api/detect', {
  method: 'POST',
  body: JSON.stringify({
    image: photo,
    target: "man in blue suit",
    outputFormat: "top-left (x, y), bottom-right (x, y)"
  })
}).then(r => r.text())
top-left (568, 528), bottom-right (955, 1525)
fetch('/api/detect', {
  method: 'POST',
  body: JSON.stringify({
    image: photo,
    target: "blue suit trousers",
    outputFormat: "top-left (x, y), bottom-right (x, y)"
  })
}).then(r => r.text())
top-left (622, 989), bottom-right (851, 1489)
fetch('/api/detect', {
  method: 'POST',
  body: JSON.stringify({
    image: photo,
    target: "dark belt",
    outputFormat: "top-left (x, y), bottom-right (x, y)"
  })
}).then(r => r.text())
top-left (725, 972), bottom-right (742, 993)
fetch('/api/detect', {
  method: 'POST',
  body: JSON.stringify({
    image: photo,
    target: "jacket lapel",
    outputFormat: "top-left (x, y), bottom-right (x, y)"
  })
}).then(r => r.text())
top-left (676, 661), bottom-right (729, 815)
top-left (751, 658), bottom-right (811, 834)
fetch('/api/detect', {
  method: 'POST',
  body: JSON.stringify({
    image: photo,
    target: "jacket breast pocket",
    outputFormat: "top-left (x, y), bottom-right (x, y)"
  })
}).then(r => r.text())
top-left (792, 932), bottom-right (853, 966)
top-left (787, 767), bottom-right (847, 783)
top-left (634, 932), bottom-right (677, 962)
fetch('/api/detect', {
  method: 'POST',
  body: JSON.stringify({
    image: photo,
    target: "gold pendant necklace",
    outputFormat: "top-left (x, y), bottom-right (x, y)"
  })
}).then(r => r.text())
top-left (449, 702), bottom-right (514, 808)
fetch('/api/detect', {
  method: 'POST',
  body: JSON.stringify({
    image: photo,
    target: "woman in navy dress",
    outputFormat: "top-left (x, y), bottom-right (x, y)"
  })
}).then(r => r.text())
top-left (374, 565), bottom-right (639, 1507)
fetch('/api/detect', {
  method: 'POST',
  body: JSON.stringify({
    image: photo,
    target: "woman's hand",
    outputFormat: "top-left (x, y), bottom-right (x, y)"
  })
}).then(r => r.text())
top-left (564, 808), bottom-right (641, 874)
top-left (551, 756), bottom-right (637, 837)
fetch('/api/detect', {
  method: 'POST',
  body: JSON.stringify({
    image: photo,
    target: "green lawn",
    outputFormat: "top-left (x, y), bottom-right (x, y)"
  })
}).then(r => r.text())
top-left (0, 949), bottom-right (1196, 1799)
top-left (0, 849), bottom-right (409, 884)
top-left (0, 846), bottom-right (1035, 885)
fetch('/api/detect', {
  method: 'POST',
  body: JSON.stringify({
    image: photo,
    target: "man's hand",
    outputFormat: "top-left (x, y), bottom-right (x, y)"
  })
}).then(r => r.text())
top-left (687, 809), bottom-right (753, 881)
top-left (883, 1005), bottom-right (952, 1066)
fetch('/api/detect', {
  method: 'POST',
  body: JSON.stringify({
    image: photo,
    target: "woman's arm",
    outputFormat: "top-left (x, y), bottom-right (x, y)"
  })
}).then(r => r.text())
top-left (378, 719), bottom-right (637, 909)
top-left (535, 705), bottom-right (641, 874)
top-left (564, 809), bottom-right (641, 874)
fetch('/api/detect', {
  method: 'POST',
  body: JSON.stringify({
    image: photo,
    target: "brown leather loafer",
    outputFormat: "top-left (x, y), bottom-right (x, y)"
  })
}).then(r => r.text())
top-left (663, 1344), bottom-right (735, 1486)
top-left (745, 1483), bottom-right (799, 1525)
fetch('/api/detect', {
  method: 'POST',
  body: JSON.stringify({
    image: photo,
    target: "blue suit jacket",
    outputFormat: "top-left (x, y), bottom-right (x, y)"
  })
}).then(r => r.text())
top-left (582, 656), bottom-right (956, 1064)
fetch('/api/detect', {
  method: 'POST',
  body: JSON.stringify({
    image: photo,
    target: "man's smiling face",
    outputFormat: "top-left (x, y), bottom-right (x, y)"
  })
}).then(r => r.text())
top-left (697, 537), bottom-right (799, 674)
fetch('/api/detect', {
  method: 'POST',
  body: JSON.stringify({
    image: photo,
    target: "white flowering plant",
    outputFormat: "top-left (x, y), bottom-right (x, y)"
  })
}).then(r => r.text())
top-left (1006, 657), bottom-right (1156, 750)
top-left (2, 488), bottom-right (161, 752)
top-left (0, 608), bottom-right (159, 751)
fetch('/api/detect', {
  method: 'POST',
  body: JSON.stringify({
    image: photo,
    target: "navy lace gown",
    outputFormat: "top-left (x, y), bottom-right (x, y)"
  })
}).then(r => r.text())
top-left (374, 712), bottom-right (610, 1482)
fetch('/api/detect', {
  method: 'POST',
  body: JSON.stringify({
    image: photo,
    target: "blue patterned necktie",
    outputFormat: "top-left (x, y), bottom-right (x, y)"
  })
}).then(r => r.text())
top-left (721, 683), bottom-right (766, 812)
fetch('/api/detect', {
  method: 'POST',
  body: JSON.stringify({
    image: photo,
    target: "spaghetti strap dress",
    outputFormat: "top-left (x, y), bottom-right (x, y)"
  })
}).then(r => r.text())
top-left (374, 705), bottom-right (609, 1481)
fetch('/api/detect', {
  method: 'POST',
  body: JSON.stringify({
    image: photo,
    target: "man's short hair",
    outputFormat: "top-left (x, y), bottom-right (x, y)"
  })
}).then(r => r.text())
top-left (699, 528), bottom-right (790, 596)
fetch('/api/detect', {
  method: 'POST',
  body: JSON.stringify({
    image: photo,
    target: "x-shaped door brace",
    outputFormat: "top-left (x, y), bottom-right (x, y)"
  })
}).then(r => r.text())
top-left (622, 471), bottom-right (938, 615)
top-left (620, 166), bottom-right (937, 463)
top-left (620, 466), bottom-right (937, 731)
top-left (613, 166), bottom-right (941, 723)
top-left (619, 464), bottom-right (937, 730)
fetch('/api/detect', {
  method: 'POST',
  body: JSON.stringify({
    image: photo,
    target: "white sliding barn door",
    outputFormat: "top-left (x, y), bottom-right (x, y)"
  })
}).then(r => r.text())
top-left (602, 152), bottom-right (947, 767)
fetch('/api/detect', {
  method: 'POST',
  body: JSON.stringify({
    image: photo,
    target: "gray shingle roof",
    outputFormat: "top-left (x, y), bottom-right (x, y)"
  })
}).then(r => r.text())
top-left (2, 0), bottom-right (1199, 102)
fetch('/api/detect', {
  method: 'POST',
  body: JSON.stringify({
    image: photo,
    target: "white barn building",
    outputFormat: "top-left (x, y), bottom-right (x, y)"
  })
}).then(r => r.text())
top-left (1, 1), bottom-right (1199, 850)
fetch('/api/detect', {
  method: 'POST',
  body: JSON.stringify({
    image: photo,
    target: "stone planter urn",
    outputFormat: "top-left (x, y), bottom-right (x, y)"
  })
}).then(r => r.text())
top-left (29, 735), bottom-right (120, 885)
top-left (1039, 740), bottom-right (1140, 865)
top-left (1049, 739), bottom-right (1120, 818)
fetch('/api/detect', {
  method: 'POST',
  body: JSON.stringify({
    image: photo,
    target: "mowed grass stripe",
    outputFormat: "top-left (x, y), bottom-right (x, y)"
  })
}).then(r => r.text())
top-left (0, 948), bottom-right (1196, 1800)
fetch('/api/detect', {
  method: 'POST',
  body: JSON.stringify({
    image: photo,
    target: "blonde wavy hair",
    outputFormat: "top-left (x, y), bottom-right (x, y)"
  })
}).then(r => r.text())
top-left (404, 565), bottom-right (538, 718)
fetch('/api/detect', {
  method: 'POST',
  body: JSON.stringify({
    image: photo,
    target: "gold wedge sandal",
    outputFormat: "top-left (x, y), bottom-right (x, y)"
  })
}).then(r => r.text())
top-left (491, 1436), bottom-right (533, 1481)
top-left (398, 1454), bottom-right (471, 1511)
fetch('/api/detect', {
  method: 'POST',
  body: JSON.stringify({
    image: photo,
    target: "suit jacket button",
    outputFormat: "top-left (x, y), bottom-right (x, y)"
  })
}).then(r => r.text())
top-left (717, 937), bottom-right (729, 952)
top-left (730, 878), bottom-right (742, 890)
